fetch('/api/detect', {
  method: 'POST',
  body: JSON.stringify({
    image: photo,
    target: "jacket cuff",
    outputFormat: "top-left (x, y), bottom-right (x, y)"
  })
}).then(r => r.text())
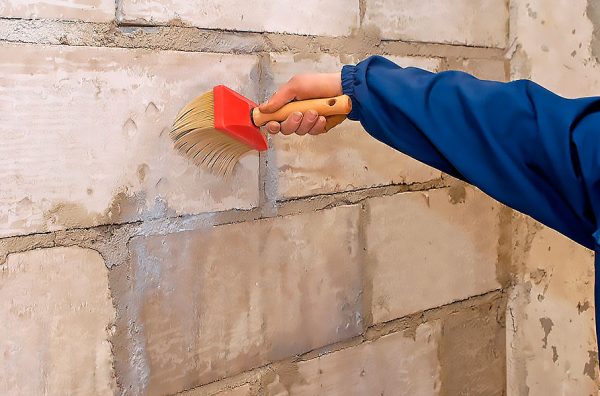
top-left (341, 64), bottom-right (360, 121)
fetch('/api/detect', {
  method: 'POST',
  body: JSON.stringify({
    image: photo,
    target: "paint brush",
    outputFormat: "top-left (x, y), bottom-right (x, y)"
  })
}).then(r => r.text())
top-left (169, 85), bottom-right (352, 176)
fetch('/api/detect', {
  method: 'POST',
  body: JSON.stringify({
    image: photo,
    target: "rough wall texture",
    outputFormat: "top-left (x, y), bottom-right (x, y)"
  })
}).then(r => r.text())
top-left (508, 1), bottom-right (600, 394)
top-left (0, 247), bottom-right (116, 395)
top-left (0, 1), bottom-right (517, 395)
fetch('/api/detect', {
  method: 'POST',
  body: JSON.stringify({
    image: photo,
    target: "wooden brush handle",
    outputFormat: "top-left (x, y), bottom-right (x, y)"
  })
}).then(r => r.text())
top-left (252, 95), bottom-right (352, 126)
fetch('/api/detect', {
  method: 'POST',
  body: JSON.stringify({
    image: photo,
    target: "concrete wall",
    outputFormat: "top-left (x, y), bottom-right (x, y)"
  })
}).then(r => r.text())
top-left (0, 0), bottom-right (572, 395)
top-left (507, 1), bottom-right (600, 394)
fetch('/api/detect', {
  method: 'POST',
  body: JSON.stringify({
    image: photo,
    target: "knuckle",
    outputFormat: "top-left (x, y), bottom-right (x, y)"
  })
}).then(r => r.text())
top-left (287, 75), bottom-right (305, 91)
top-left (288, 75), bottom-right (300, 85)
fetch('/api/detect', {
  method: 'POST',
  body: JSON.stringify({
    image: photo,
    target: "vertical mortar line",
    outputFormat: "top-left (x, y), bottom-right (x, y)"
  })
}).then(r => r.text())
top-left (256, 52), bottom-right (278, 218)
top-left (439, 56), bottom-right (452, 73)
top-left (496, 207), bottom-right (514, 395)
top-left (507, 0), bottom-right (519, 67)
top-left (359, 0), bottom-right (367, 27)
top-left (105, 271), bottom-right (121, 394)
top-left (358, 200), bottom-right (374, 332)
top-left (505, 0), bottom-right (515, 82)
top-left (505, 212), bottom-right (536, 395)
top-left (503, 57), bottom-right (511, 83)
top-left (256, 51), bottom-right (269, 209)
top-left (114, 0), bottom-right (122, 23)
top-left (504, 0), bottom-right (510, 58)
top-left (497, 205), bottom-right (514, 289)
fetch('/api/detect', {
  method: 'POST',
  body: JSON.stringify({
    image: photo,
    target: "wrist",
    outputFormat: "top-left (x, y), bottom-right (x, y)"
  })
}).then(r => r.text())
top-left (330, 72), bottom-right (343, 96)
top-left (341, 64), bottom-right (359, 121)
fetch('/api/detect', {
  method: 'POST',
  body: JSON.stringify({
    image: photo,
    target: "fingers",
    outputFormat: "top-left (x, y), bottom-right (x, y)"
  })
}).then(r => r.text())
top-left (259, 72), bottom-right (344, 136)
top-left (265, 113), bottom-right (332, 136)
top-left (266, 121), bottom-right (280, 134)
top-left (295, 110), bottom-right (319, 136)
top-left (279, 112), bottom-right (303, 135)
top-left (308, 116), bottom-right (327, 135)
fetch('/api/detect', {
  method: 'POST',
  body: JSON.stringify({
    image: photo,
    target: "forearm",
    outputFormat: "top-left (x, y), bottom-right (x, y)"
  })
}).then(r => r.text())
top-left (343, 55), bottom-right (600, 248)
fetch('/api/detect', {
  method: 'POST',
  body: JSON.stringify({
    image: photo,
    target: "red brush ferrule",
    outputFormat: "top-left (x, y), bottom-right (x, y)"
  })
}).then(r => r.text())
top-left (213, 85), bottom-right (268, 151)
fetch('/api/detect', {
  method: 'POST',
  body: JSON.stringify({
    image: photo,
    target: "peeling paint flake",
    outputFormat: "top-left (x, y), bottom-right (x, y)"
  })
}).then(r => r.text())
top-left (587, 0), bottom-right (600, 61)
top-left (539, 317), bottom-right (554, 349)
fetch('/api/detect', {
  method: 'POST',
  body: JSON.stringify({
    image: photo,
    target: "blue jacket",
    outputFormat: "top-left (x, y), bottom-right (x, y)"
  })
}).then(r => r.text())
top-left (342, 55), bottom-right (600, 350)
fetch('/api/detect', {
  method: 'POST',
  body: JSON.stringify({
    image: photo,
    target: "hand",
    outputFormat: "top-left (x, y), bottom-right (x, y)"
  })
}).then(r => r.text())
top-left (259, 72), bottom-right (345, 135)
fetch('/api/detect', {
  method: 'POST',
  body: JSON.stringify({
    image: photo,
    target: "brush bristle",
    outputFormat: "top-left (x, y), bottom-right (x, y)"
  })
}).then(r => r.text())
top-left (170, 91), bottom-right (252, 177)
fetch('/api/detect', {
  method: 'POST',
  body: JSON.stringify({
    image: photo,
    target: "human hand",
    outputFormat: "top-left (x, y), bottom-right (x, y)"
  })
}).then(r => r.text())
top-left (259, 72), bottom-right (345, 135)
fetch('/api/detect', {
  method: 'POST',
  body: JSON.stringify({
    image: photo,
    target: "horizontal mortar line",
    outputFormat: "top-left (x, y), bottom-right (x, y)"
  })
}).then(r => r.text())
top-left (113, 19), bottom-right (309, 38)
top-left (0, 16), bottom-right (83, 22)
top-left (276, 178), bottom-right (449, 204)
top-left (169, 370), bottom-right (263, 396)
top-left (363, 287), bottom-right (505, 341)
top-left (1, 15), bottom-right (483, 47)
top-left (0, 14), bottom-right (509, 53)
top-left (0, 37), bottom-right (265, 53)
top-left (0, 37), bottom-right (503, 62)
top-left (381, 38), bottom-right (508, 52)
top-left (174, 288), bottom-right (505, 395)
top-left (113, 22), bottom-right (281, 44)
top-left (0, 180), bottom-right (447, 245)
top-left (123, 180), bottom-right (450, 240)
top-left (0, 36), bottom-right (445, 60)
top-left (0, 42), bottom-right (504, 67)
top-left (0, 37), bottom-right (500, 58)
top-left (0, 20), bottom-right (505, 60)
top-left (0, 219), bottom-right (142, 243)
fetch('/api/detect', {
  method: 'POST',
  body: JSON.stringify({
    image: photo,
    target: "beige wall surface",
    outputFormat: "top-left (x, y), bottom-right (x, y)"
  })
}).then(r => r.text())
top-left (507, 1), bottom-right (600, 394)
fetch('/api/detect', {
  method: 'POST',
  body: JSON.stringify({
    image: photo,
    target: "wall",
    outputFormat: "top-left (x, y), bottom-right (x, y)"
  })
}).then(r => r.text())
top-left (507, 0), bottom-right (600, 394)
top-left (0, 1), bottom-right (512, 395)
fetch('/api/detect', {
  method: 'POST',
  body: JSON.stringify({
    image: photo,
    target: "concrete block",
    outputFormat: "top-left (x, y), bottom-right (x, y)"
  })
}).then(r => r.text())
top-left (508, 1), bottom-right (600, 391)
top-left (0, 43), bottom-right (260, 237)
top-left (507, 224), bottom-right (598, 394)
top-left (364, 0), bottom-right (509, 48)
top-left (119, 0), bottom-right (360, 37)
top-left (510, 0), bottom-right (600, 97)
top-left (265, 292), bottom-right (505, 395)
top-left (268, 54), bottom-right (442, 200)
top-left (437, 293), bottom-right (506, 395)
top-left (0, 0), bottom-right (114, 22)
top-left (445, 58), bottom-right (507, 81)
top-left (366, 186), bottom-right (501, 323)
top-left (111, 205), bottom-right (363, 395)
top-left (0, 247), bottom-right (116, 395)
top-left (265, 322), bottom-right (441, 395)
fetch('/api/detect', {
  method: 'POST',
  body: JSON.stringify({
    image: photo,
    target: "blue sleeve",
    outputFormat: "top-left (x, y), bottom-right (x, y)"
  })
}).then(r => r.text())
top-left (342, 55), bottom-right (600, 250)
